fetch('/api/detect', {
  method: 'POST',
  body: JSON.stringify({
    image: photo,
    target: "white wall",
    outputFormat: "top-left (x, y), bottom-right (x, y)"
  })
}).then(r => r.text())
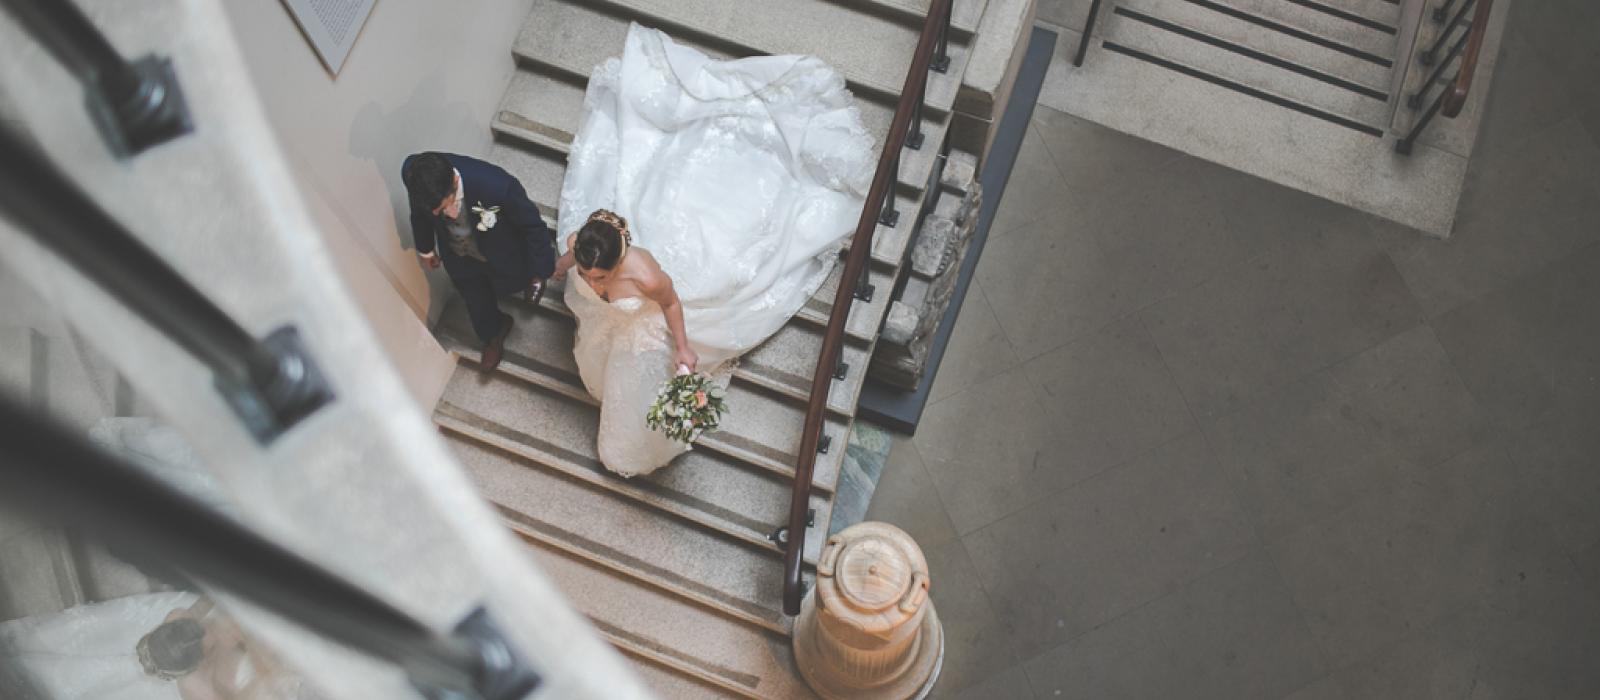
top-left (218, 0), bottom-right (537, 406)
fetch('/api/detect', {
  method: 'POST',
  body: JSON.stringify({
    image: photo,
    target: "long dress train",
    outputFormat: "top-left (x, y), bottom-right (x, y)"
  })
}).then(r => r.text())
top-left (558, 24), bottom-right (875, 477)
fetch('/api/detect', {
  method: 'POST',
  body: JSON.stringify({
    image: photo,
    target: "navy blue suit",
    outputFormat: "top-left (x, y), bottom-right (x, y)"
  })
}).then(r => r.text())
top-left (403, 153), bottom-right (557, 343)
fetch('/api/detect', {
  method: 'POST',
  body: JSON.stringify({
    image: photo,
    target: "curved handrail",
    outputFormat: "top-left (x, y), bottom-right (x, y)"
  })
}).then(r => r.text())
top-left (1441, 0), bottom-right (1492, 118)
top-left (782, 0), bottom-right (953, 616)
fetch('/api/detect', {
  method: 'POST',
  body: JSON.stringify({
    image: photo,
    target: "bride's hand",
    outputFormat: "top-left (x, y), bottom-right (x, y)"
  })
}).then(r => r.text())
top-left (674, 347), bottom-right (699, 374)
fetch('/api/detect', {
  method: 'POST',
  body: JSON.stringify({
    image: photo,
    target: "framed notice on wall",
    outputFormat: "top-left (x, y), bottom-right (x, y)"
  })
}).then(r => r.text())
top-left (281, 0), bottom-right (377, 75)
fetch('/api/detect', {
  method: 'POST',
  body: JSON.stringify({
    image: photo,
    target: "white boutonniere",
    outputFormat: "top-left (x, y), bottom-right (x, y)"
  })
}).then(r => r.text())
top-left (472, 202), bottom-right (500, 231)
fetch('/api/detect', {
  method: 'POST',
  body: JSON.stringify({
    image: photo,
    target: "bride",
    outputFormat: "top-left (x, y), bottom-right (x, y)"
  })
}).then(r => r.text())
top-left (554, 24), bottom-right (876, 477)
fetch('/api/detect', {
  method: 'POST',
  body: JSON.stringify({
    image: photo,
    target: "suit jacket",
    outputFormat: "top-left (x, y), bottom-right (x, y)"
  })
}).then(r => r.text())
top-left (404, 152), bottom-right (557, 296)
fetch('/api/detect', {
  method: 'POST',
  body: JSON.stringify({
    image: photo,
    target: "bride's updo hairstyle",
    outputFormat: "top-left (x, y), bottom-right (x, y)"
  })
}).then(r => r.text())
top-left (574, 209), bottom-right (631, 271)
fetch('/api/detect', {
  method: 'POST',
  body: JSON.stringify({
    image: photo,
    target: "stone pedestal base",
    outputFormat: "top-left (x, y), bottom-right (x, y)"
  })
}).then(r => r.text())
top-left (795, 594), bottom-right (945, 699)
top-left (791, 522), bottom-right (945, 699)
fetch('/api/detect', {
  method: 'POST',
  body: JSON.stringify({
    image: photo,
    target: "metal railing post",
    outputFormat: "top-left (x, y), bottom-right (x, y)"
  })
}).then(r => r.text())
top-left (0, 125), bottom-right (332, 444)
top-left (0, 0), bottom-right (192, 157)
top-left (1074, 0), bottom-right (1106, 67)
top-left (0, 392), bottom-right (541, 700)
top-left (1421, 0), bottom-right (1475, 65)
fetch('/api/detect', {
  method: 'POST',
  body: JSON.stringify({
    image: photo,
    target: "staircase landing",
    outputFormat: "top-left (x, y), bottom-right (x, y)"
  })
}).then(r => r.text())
top-left (1037, 0), bottom-right (1514, 237)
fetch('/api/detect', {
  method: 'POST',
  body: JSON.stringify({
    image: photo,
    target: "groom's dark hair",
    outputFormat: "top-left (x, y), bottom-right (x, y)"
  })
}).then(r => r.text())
top-left (403, 152), bottom-right (454, 212)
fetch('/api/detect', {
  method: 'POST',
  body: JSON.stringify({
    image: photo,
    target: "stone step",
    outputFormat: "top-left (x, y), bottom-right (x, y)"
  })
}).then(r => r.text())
top-left (519, 0), bottom-right (970, 114)
top-left (1184, 0), bottom-right (1400, 64)
top-left (1053, 38), bottom-right (1467, 235)
top-left (1119, 0), bottom-right (1393, 91)
top-left (823, 0), bottom-right (987, 37)
top-left (1279, 0), bottom-right (1403, 30)
top-left (1105, 5), bottom-right (1392, 127)
top-left (439, 291), bottom-right (869, 418)
top-left (450, 434), bottom-right (799, 632)
top-left (491, 98), bottom-right (933, 271)
top-left (488, 140), bottom-right (898, 346)
top-left (440, 332), bottom-right (850, 495)
top-left (526, 538), bottom-right (813, 699)
top-left (624, 656), bottom-right (751, 700)
top-left (435, 396), bottom-right (831, 564)
top-left (498, 44), bottom-right (952, 203)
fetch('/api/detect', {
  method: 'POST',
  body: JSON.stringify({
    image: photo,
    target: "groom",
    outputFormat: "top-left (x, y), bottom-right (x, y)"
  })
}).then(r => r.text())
top-left (402, 151), bottom-right (556, 370)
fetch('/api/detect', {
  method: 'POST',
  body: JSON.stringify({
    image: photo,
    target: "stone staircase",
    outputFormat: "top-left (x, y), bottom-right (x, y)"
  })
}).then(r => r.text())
top-left (429, 0), bottom-right (998, 696)
top-left (1047, 0), bottom-right (1511, 236)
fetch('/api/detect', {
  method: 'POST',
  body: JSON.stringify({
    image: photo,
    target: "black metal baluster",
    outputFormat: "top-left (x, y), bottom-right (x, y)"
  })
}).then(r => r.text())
top-left (907, 85), bottom-right (927, 150)
top-left (1421, 0), bottom-right (1475, 65)
top-left (1409, 24), bottom-right (1472, 108)
top-left (1433, 0), bottom-right (1461, 22)
top-left (0, 0), bottom-right (192, 157)
top-left (878, 149), bottom-right (902, 227)
top-left (931, 0), bottom-right (953, 73)
top-left (1075, 0), bottom-right (1106, 67)
top-left (0, 125), bottom-right (331, 444)
top-left (0, 394), bottom-right (541, 700)
top-left (1397, 82), bottom-right (1449, 154)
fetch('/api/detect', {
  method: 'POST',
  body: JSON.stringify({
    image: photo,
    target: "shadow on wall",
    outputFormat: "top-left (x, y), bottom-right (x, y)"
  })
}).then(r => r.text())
top-left (347, 78), bottom-right (481, 323)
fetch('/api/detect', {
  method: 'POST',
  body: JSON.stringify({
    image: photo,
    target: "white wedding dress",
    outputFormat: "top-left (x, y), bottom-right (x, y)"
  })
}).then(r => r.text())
top-left (558, 25), bottom-right (876, 477)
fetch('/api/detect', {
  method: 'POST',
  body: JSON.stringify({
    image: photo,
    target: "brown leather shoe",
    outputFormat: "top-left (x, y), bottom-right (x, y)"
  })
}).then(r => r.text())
top-left (480, 312), bottom-right (513, 371)
top-left (523, 276), bottom-right (546, 306)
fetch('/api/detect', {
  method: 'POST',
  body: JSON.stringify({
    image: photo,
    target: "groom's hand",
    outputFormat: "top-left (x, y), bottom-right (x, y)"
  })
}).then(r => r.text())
top-left (420, 251), bottom-right (441, 269)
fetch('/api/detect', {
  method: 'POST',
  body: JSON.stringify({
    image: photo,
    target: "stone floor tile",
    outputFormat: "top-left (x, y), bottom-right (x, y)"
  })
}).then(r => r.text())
top-left (1087, 156), bottom-right (1289, 312)
top-left (1019, 600), bottom-right (1178, 700)
top-left (1034, 0), bottom-right (1097, 32)
top-left (988, 123), bottom-right (1070, 242)
top-left (961, 432), bottom-right (1257, 660)
top-left (1141, 226), bottom-right (1421, 421)
top-left (1023, 553), bottom-right (1325, 700)
top-left (975, 210), bottom-right (1143, 360)
top-left (1451, 554), bottom-right (1600, 699)
top-left (1573, 538), bottom-right (1600, 591)
top-left (1266, 445), bottom-right (1562, 668)
top-left (927, 280), bottom-right (1021, 404)
top-left (1139, 553), bottom-right (1327, 700)
top-left (921, 539), bottom-right (1025, 697)
top-left (914, 366), bottom-right (1096, 534)
top-left (1030, 107), bottom-right (1180, 208)
top-left (865, 437), bottom-right (961, 550)
top-left (1022, 315), bottom-right (1196, 476)
top-left (1470, 30), bottom-right (1577, 167)
top-left (933, 664), bottom-right (1035, 700)
top-left (1384, 117), bottom-right (1600, 318)
top-left (1432, 243), bottom-right (1600, 433)
top-left (1501, 410), bottom-right (1600, 557)
top-left (1325, 324), bottom-right (1490, 469)
top-left (1203, 374), bottom-right (1415, 541)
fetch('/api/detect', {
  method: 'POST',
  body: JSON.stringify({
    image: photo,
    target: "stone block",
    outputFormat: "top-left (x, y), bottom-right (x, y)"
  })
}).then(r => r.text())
top-left (952, 0), bottom-right (1037, 166)
top-left (883, 302), bottom-right (920, 346)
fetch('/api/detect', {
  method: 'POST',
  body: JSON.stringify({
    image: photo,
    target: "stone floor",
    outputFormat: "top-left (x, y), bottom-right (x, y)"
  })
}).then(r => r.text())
top-left (866, 2), bottom-right (1600, 698)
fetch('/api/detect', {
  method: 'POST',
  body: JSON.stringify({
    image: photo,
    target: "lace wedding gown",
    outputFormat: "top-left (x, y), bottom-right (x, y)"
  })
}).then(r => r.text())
top-left (558, 24), bottom-right (875, 477)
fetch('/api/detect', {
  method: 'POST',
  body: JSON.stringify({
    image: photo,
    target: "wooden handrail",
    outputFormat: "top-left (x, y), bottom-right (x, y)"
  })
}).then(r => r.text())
top-left (1442, 0), bottom-right (1492, 118)
top-left (782, 0), bottom-right (953, 616)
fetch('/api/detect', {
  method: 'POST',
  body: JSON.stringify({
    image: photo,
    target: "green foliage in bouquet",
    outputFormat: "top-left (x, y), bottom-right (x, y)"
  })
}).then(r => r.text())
top-left (646, 372), bottom-right (728, 444)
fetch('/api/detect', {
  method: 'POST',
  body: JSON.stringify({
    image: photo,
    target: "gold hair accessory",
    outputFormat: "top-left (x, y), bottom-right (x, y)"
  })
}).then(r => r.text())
top-left (587, 209), bottom-right (632, 263)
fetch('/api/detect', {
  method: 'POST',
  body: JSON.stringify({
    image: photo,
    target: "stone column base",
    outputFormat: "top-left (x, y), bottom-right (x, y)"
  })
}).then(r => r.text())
top-left (793, 587), bottom-right (945, 699)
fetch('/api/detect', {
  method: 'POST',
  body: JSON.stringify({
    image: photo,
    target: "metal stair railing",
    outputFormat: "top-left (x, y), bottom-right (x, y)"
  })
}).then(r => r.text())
top-left (0, 390), bottom-right (541, 700)
top-left (780, 0), bottom-right (953, 617)
top-left (1396, 0), bottom-right (1493, 154)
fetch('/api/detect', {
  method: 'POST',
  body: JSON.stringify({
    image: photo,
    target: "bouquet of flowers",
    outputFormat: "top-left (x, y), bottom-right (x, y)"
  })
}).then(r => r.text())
top-left (646, 369), bottom-right (728, 445)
